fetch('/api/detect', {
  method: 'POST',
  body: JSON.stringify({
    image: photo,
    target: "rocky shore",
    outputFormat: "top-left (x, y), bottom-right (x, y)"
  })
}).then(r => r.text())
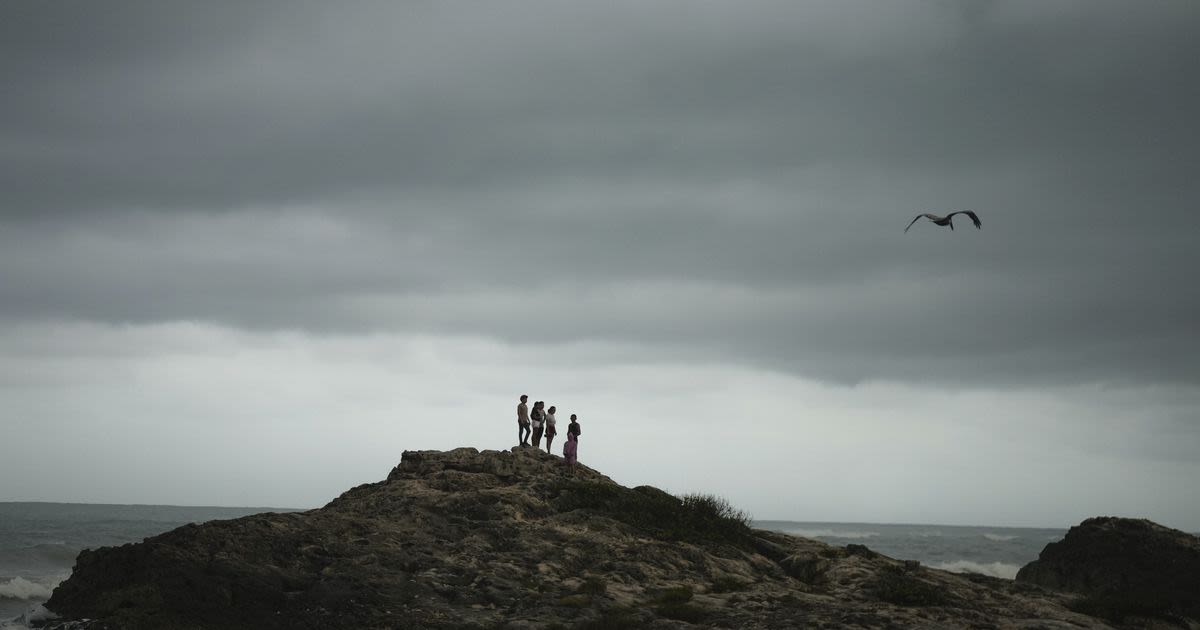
top-left (39, 448), bottom-right (1198, 629)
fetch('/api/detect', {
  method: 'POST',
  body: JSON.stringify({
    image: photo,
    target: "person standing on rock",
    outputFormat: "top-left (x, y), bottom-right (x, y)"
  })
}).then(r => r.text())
top-left (543, 405), bottom-right (557, 453)
top-left (563, 413), bottom-right (581, 470)
top-left (530, 401), bottom-right (545, 448)
top-left (517, 394), bottom-right (531, 446)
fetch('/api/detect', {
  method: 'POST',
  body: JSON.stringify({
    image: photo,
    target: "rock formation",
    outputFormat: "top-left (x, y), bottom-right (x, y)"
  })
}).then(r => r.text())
top-left (45, 448), bottom-right (1116, 629)
top-left (1016, 516), bottom-right (1200, 626)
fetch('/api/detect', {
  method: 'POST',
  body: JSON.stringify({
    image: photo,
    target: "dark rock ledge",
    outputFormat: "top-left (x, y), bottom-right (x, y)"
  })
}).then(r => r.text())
top-left (1016, 516), bottom-right (1200, 627)
top-left (38, 448), bottom-right (1191, 629)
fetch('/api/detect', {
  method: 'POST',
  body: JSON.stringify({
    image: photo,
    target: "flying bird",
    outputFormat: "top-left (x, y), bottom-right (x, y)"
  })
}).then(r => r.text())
top-left (904, 210), bottom-right (982, 233)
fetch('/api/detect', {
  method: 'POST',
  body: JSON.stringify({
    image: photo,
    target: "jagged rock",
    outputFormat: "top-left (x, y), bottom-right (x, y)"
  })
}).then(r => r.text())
top-left (45, 448), bottom-right (1115, 629)
top-left (844, 543), bottom-right (875, 558)
top-left (777, 551), bottom-right (831, 584)
top-left (1016, 516), bottom-right (1200, 625)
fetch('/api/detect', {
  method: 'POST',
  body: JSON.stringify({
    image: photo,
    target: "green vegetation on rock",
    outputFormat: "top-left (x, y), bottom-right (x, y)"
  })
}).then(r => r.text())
top-left (552, 481), bottom-right (751, 547)
top-left (709, 575), bottom-right (750, 593)
top-left (872, 565), bottom-right (948, 607)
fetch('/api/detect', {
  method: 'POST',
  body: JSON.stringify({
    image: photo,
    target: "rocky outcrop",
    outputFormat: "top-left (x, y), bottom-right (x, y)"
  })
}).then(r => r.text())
top-left (46, 447), bottom-right (1113, 629)
top-left (1016, 516), bottom-right (1200, 625)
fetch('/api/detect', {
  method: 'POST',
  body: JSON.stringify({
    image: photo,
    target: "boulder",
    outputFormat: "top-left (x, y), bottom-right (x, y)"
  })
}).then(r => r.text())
top-left (1016, 516), bottom-right (1200, 623)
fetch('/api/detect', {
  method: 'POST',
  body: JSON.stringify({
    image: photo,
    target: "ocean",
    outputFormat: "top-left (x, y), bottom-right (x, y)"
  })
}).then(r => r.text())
top-left (755, 520), bottom-right (1064, 580)
top-left (0, 503), bottom-right (298, 629)
top-left (1, 503), bottom-right (1063, 628)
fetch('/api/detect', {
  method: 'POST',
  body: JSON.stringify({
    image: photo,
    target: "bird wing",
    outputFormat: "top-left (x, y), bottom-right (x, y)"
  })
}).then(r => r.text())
top-left (949, 210), bottom-right (982, 229)
top-left (904, 213), bottom-right (939, 233)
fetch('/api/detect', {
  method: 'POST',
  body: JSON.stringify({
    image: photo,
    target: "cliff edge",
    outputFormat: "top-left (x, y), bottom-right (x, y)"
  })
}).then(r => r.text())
top-left (46, 448), bottom-right (1115, 629)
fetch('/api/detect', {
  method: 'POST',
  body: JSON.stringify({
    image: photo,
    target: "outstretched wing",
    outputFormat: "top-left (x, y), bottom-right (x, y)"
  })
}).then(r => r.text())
top-left (904, 213), bottom-right (939, 233)
top-left (949, 210), bottom-right (982, 229)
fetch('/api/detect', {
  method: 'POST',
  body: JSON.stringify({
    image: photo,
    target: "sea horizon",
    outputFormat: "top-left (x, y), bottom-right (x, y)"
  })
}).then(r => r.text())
top-left (0, 501), bottom-right (1090, 531)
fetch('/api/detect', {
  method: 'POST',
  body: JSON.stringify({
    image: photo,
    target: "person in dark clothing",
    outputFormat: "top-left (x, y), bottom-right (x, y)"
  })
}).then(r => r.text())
top-left (530, 401), bottom-right (545, 448)
top-left (563, 414), bottom-right (581, 470)
top-left (517, 394), bottom-right (531, 446)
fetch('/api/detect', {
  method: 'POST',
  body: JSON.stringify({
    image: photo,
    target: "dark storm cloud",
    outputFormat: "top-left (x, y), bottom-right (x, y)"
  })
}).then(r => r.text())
top-left (2, 1), bottom-right (1198, 386)
top-left (6, 1), bottom-right (1194, 216)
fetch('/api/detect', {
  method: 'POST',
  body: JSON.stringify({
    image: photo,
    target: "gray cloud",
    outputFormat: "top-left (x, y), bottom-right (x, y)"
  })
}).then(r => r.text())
top-left (2, 0), bottom-right (1199, 389)
top-left (4, 3), bottom-right (1200, 530)
top-left (4, 1), bottom-right (1197, 213)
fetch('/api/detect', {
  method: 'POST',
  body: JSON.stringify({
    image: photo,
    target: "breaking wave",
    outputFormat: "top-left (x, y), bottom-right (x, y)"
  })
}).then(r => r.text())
top-left (0, 577), bottom-right (60, 601)
top-left (785, 528), bottom-right (880, 540)
top-left (982, 533), bottom-right (1018, 542)
top-left (931, 560), bottom-right (1021, 580)
top-left (1, 604), bottom-right (57, 630)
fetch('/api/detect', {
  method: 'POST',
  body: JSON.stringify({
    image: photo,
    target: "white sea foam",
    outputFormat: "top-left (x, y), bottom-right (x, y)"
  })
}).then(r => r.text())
top-left (0, 604), bottom-right (57, 630)
top-left (982, 533), bottom-right (1018, 542)
top-left (931, 560), bottom-right (1021, 580)
top-left (786, 528), bottom-right (880, 540)
top-left (20, 604), bottom-right (57, 623)
top-left (0, 577), bottom-right (56, 600)
top-left (0, 584), bottom-right (63, 630)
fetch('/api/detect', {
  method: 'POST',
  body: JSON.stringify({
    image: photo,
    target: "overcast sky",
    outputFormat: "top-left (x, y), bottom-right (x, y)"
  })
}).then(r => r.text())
top-left (2, 1), bottom-right (1198, 530)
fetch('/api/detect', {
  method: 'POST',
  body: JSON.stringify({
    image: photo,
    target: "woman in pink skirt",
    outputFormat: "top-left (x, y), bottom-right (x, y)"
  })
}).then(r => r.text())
top-left (563, 414), bottom-right (581, 469)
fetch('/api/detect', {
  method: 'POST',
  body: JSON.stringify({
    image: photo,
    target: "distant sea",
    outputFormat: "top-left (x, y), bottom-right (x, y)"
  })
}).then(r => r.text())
top-left (0, 503), bottom-right (299, 629)
top-left (2, 503), bottom-right (1064, 628)
top-left (756, 520), bottom-right (1064, 580)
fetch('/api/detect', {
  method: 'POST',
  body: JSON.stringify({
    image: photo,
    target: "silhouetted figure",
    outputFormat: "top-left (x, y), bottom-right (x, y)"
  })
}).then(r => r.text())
top-left (904, 210), bottom-right (982, 233)
top-left (517, 395), bottom-right (530, 446)
top-left (530, 401), bottom-right (545, 448)
top-left (563, 414), bottom-right (581, 471)
top-left (544, 405), bottom-right (558, 453)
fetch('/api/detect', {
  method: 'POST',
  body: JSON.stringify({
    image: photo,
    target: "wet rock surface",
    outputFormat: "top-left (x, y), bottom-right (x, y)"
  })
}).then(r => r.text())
top-left (45, 448), bottom-right (1118, 629)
